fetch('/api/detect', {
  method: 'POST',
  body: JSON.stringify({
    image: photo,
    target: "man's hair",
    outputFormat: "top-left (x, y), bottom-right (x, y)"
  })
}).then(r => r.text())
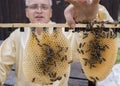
top-left (25, 0), bottom-right (52, 6)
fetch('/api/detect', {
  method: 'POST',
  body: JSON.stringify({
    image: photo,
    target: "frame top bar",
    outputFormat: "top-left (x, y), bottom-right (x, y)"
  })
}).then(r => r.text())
top-left (0, 23), bottom-right (120, 28)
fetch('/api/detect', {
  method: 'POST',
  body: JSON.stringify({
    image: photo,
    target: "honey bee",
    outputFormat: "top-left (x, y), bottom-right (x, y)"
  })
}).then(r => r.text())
top-left (32, 78), bottom-right (36, 82)
top-left (56, 45), bottom-right (63, 57)
top-left (77, 49), bottom-right (84, 54)
top-left (65, 47), bottom-right (68, 52)
top-left (68, 60), bottom-right (73, 64)
top-left (61, 55), bottom-right (67, 62)
top-left (83, 32), bottom-right (89, 39)
top-left (57, 76), bottom-right (62, 81)
top-left (96, 77), bottom-right (99, 80)
top-left (79, 42), bottom-right (85, 48)
top-left (89, 76), bottom-right (96, 83)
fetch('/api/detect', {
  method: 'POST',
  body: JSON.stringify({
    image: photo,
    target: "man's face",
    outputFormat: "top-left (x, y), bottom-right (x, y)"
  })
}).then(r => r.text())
top-left (26, 0), bottom-right (52, 23)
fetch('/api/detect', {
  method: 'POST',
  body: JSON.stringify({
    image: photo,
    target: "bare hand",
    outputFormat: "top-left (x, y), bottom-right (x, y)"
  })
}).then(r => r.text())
top-left (64, 0), bottom-right (100, 28)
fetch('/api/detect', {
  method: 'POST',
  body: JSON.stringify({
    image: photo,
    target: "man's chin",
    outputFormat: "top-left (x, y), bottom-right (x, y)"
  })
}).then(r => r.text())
top-left (33, 21), bottom-right (45, 23)
top-left (34, 18), bottom-right (46, 23)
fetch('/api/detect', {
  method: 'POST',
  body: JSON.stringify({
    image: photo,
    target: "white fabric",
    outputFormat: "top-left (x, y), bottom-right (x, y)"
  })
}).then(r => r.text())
top-left (96, 64), bottom-right (120, 86)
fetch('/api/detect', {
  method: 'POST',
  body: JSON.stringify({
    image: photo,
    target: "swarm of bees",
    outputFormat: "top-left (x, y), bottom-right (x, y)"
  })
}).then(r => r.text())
top-left (74, 21), bottom-right (118, 82)
top-left (64, 21), bottom-right (119, 82)
top-left (22, 21), bottom-right (119, 83)
top-left (23, 27), bottom-right (72, 85)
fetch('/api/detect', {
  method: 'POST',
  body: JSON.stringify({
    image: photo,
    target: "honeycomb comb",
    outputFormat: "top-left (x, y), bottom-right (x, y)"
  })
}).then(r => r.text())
top-left (77, 28), bottom-right (118, 82)
top-left (23, 27), bottom-right (72, 85)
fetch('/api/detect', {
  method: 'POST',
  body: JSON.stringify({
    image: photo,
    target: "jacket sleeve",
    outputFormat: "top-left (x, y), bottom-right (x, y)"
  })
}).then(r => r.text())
top-left (69, 4), bottom-right (114, 62)
top-left (97, 4), bottom-right (114, 22)
top-left (0, 31), bottom-right (16, 84)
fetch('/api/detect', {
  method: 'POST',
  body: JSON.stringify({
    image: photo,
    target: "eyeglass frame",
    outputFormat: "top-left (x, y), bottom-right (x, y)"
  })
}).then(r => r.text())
top-left (26, 4), bottom-right (51, 10)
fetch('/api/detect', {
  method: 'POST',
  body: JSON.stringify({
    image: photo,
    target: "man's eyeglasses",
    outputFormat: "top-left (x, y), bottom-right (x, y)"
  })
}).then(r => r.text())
top-left (26, 4), bottom-right (51, 10)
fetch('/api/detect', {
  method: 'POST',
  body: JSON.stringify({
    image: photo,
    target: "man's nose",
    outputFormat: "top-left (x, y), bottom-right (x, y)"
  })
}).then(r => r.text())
top-left (36, 6), bottom-right (43, 12)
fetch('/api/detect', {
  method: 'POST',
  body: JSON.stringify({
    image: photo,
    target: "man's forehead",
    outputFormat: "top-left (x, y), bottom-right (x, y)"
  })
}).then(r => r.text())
top-left (27, 0), bottom-right (51, 5)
